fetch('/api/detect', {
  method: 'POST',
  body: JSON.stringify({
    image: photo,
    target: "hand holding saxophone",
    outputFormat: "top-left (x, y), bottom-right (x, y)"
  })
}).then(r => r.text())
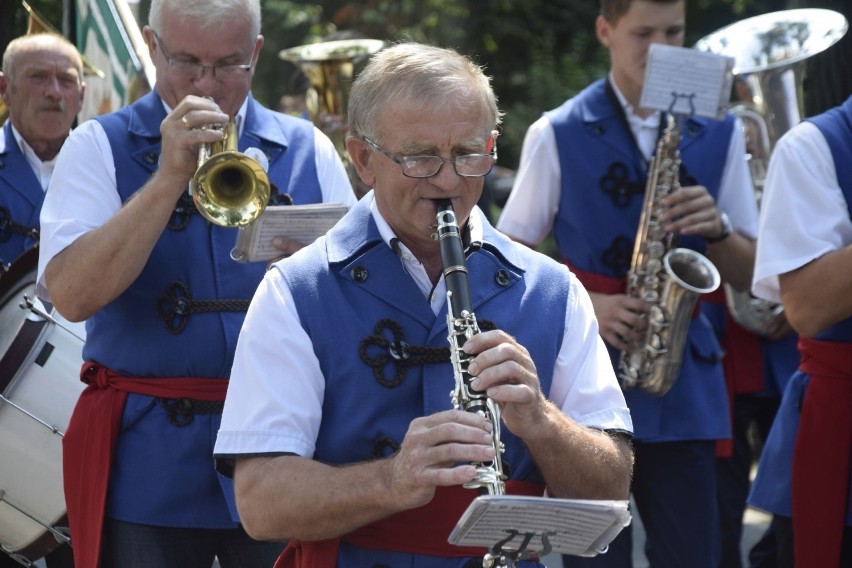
top-left (658, 184), bottom-right (727, 240)
top-left (588, 292), bottom-right (649, 352)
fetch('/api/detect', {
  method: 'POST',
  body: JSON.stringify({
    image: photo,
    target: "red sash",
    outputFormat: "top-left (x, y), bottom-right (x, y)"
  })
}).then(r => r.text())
top-left (63, 362), bottom-right (229, 568)
top-left (274, 481), bottom-right (545, 568)
top-left (562, 262), bottom-right (625, 296)
top-left (792, 338), bottom-right (852, 568)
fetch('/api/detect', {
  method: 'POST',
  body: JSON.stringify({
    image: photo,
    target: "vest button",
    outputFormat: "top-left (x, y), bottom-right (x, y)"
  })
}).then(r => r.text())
top-left (388, 340), bottom-right (411, 361)
top-left (350, 265), bottom-right (368, 283)
top-left (495, 269), bottom-right (511, 287)
top-left (144, 151), bottom-right (157, 164)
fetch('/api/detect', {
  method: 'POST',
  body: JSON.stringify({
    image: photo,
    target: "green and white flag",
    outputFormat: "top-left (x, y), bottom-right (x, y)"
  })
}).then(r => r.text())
top-left (75, 0), bottom-right (154, 121)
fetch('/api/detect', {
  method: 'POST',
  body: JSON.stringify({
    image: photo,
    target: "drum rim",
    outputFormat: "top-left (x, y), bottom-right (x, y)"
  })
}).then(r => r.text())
top-left (0, 246), bottom-right (38, 300)
top-left (0, 246), bottom-right (44, 393)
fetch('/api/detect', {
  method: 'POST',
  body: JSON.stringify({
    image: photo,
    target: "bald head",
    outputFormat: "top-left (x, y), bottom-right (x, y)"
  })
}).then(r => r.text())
top-left (0, 33), bottom-right (86, 160)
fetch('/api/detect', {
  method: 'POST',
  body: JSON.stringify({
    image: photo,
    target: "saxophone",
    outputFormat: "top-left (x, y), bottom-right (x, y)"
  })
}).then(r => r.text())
top-left (617, 116), bottom-right (721, 396)
top-left (435, 200), bottom-right (507, 496)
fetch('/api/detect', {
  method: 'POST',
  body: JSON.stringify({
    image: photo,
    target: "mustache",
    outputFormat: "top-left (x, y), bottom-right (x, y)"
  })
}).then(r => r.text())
top-left (38, 101), bottom-right (66, 113)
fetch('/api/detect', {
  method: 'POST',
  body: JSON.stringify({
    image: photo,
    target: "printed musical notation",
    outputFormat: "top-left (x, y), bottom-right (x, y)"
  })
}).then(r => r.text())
top-left (230, 203), bottom-right (349, 263)
top-left (449, 495), bottom-right (631, 558)
top-left (640, 44), bottom-right (735, 120)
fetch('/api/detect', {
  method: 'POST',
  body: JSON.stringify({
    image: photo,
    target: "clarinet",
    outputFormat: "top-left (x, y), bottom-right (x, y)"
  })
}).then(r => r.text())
top-left (435, 200), bottom-right (506, 496)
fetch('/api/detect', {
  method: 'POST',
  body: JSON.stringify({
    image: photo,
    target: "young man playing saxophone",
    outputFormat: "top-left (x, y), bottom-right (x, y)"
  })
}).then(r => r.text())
top-left (497, 1), bottom-right (758, 566)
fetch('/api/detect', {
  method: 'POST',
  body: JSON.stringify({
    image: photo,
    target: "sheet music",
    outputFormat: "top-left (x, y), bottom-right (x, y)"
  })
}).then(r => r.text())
top-left (449, 495), bottom-right (631, 558)
top-left (230, 203), bottom-right (349, 262)
top-left (639, 43), bottom-right (735, 120)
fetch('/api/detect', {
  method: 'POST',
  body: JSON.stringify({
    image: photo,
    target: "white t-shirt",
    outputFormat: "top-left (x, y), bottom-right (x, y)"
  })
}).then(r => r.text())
top-left (752, 121), bottom-right (851, 302)
top-left (497, 79), bottom-right (759, 245)
top-left (215, 193), bottom-right (633, 459)
top-left (36, 97), bottom-right (356, 300)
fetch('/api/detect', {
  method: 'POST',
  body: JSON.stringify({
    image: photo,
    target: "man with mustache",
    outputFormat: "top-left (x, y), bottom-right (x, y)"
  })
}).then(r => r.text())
top-left (0, 32), bottom-right (85, 568)
top-left (0, 32), bottom-right (85, 270)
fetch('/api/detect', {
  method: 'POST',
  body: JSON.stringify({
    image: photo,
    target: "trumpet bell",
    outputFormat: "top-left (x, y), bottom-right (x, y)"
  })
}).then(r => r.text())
top-left (190, 151), bottom-right (270, 227)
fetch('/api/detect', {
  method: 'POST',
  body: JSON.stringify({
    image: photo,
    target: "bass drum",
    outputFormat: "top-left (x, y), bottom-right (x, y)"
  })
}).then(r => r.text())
top-left (0, 247), bottom-right (85, 562)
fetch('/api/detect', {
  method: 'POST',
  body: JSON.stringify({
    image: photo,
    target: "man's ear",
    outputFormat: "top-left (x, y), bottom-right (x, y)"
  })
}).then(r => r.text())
top-left (595, 15), bottom-right (612, 48)
top-left (345, 136), bottom-right (375, 188)
top-left (0, 72), bottom-right (9, 106)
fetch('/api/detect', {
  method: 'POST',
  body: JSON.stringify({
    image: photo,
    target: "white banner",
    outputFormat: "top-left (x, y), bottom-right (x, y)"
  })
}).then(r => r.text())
top-left (75, 0), bottom-right (154, 121)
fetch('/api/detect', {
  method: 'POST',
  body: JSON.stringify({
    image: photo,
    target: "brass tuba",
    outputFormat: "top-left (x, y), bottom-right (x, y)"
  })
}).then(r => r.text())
top-left (618, 116), bottom-right (721, 396)
top-left (189, 118), bottom-right (271, 227)
top-left (696, 9), bottom-right (848, 336)
top-left (279, 39), bottom-right (384, 198)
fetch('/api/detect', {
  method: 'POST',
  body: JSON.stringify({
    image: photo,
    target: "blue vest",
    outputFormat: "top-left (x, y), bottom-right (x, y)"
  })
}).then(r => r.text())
top-left (749, 95), bottom-right (852, 524)
top-left (545, 79), bottom-right (732, 442)
top-left (275, 199), bottom-right (567, 566)
top-left (88, 90), bottom-right (324, 527)
top-left (281, 199), bottom-right (565, 479)
top-left (0, 121), bottom-right (43, 265)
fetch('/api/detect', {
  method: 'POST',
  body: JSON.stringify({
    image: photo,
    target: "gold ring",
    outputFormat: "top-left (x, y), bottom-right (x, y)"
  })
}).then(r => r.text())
top-left (181, 115), bottom-right (191, 129)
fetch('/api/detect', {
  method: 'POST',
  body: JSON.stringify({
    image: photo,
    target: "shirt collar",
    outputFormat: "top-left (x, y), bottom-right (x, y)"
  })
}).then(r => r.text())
top-left (368, 192), bottom-right (485, 254)
top-left (10, 122), bottom-right (58, 191)
top-left (608, 72), bottom-right (661, 129)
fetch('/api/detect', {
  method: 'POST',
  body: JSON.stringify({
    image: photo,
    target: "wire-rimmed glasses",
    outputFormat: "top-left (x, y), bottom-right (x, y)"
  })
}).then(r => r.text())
top-left (362, 137), bottom-right (496, 178)
top-left (153, 31), bottom-right (254, 81)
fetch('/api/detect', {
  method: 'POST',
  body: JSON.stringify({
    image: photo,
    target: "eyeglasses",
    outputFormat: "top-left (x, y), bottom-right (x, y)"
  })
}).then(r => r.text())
top-left (362, 137), bottom-right (496, 179)
top-left (153, 31), bottom-right (254, 81)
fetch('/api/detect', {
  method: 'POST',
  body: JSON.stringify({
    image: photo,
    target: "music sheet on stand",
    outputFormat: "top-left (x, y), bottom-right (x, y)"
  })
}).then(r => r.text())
top-left (231, 203), bottom-right (349, 263)
top-left (449, 496), bottom-right (631, 557)
top-left (639, 43), bottom-right (735, 120)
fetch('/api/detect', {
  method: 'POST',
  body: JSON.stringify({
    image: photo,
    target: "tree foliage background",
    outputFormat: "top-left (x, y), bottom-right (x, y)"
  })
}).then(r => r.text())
top-left (2, 0), bottom-right (849, 170)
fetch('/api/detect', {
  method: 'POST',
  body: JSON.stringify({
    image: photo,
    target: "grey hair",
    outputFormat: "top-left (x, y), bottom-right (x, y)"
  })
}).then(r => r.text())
top-left (2, 33), bottom-right (83, 84)
top-left (149, 0), bottom-right (261, 38)
top-left (348, 42), bottom-right (502, 143)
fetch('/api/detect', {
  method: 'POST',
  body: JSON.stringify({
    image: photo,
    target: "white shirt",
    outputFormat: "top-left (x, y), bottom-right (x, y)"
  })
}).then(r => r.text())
top-left (752, 121), bottom-right (851, 302)
top-left (496, 80), bottom-right (759, 246)
top-left (1, 122), bottom-right (58, 191)
top-left (36, 97), bottom-right (357, 300)
top-left (215, 193), bottom-right (633, 459)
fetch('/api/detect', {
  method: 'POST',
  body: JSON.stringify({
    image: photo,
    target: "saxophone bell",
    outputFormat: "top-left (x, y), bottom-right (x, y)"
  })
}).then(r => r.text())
top-left (618, 116), bottom-right (720, 396)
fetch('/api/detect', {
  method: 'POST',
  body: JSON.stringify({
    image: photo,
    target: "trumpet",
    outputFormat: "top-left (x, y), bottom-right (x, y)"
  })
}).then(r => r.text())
top-left (189, 118), bottom-right (271, 227)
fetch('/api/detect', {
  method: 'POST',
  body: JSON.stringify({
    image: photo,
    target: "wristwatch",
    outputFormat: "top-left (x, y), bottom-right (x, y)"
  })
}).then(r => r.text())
top-left (706, 211), bottom-right (732, 244)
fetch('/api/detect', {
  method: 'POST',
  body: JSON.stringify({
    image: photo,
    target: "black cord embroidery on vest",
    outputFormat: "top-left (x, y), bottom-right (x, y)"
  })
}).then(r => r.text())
top-left (599, 162), bottom-right (644, 208)
top-left (168, 193), bottom-right (198, 231)
top-left (372, 436), bottom-right (400, 459)
top-left (358, 318), bottom-right (496, 388)
top-left (156, 281), bottom-right (250, 334)
top-left (0, 206), bottom-right (39, 242)
top-left (602, 235), bottom-right (634, 276)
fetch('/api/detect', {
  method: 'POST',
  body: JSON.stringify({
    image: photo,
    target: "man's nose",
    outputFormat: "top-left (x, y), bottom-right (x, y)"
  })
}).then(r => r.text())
top-left (193, 69), bottom-right (220, 95)
top-left (43, 75), bottom-right (63, 99)
top-left (430, 159), bottom-right (462, 191)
